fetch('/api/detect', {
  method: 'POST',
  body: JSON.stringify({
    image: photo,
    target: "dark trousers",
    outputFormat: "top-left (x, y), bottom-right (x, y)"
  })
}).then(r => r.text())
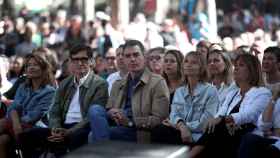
top-left (151, 124), bottom-right (184, 145)
top-left (238, 133), bottom-right (280, 158)
top-left (19, 124), bottom-right (90, 158)
top-left (195, 121), bottom-right (255, 158)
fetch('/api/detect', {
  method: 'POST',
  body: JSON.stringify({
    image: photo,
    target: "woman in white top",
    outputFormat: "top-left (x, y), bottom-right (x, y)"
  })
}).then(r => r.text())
top-left (207, 49), bottom-right (238, 108)
top-left (190, 53), bottom-right (272, 158)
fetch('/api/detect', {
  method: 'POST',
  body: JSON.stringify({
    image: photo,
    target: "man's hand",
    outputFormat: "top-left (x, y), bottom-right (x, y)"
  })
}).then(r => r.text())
top-left (107, 108), bottom-right (122, 124)
top-left (115, 111), bottom-right (129, 126)
top-left (107, 109), bottom-right (130, 126)
top-left (47, 128), bottom-right (68, 142)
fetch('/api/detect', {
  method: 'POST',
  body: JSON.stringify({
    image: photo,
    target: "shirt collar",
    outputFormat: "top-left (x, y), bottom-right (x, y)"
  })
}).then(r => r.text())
top-left (183, 82), bottom-right (205, 97)
top-left (74, 71), bottom-right (90, 87)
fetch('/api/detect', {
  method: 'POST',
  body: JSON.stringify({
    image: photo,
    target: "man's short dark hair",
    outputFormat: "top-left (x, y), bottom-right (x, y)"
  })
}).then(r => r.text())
top-left (123, 40), bottom-right (145, 55)
top-left (264, 46), bottom-right (280, 62)
top-left (69, 44), bottom-right (93, 58)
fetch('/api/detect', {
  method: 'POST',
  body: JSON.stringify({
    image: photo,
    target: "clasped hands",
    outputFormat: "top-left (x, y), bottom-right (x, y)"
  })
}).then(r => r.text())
top-left (107, 108), bottom-right (130, 126)
top-left (48, 128), bottom-right (69, 143)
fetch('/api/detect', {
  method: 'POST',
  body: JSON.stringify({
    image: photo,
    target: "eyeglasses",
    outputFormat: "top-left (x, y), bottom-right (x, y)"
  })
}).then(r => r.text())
top-left (70, 57), bottom-right (89, 63)
top-left (149, 55), bottom-right (162, 61)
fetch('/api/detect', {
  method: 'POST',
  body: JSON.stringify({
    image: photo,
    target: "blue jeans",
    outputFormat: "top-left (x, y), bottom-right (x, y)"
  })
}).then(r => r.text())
top-left (88, 105), bottom-right (137, 143)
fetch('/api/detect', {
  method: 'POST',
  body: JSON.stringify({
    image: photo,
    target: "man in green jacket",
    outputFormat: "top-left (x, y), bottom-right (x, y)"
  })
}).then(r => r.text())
top-left (19, 44), bottom-right (108, 157)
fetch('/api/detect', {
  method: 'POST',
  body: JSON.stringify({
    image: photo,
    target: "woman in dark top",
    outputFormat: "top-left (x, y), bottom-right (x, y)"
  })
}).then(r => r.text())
top-left (162, 49), bottom-right (184, 105)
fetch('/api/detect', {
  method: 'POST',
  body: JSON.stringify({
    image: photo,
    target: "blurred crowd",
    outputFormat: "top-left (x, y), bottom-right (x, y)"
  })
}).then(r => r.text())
top-left (0, 1), bottom-right (279, 157)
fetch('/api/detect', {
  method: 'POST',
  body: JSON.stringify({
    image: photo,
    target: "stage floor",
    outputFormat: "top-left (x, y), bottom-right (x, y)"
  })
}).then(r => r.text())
top-left (64, 141), bottom-right (188, 158)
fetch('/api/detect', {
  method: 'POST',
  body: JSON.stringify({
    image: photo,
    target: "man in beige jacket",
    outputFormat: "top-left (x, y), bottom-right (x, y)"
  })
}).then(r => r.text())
top-left (89, 40), bottom-right (169, 143)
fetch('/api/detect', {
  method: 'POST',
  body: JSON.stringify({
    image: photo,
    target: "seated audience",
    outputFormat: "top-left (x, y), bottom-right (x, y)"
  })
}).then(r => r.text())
top-left (19, 44), bottom-right (108, 157)
top-left (0, 53), bottom-right (55, 158)
top-left (88, 40), bottom-right (169, 144)
top-left (190, 53), bottom-right (272, 158)
top-left (162, 49), bottom-right (184, 104)
top-left (207, 49), bottom-right (238, 109)
top-left (152, 51), bottom-right (219, 145)
top-left (262, 47), bottom-right (280, 90)
top-left (147, 47), bottom-right (165, 75)
top-left (106, 44), bottom-right (128, 95)
top-left (238, 88), bottom-right (280, 158)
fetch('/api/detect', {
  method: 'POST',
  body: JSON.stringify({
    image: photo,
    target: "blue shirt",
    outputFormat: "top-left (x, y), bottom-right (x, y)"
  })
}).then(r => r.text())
top-left (7, 83), bottom-right (55, 124)
top-left (124, 76), bottom-right (140, 119)
top-left (170, 83), bottom-right (219, 141)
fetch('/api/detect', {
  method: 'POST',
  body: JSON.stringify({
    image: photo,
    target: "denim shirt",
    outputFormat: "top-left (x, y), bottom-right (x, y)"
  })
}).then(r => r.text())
top-left (170, 83), bottom-right (219, 141)
top-left (7, 83), bottom-right (55, 124)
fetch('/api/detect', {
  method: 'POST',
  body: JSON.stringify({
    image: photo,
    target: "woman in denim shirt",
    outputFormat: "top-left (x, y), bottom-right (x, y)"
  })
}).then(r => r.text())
top-left (0, 53), bottom-right (55, 158)
top-left (152, 51), bottom-right (219, 145)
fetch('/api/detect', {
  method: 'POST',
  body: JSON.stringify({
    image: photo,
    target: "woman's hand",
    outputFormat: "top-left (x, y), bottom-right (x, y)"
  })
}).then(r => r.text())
top-left (225, 115), bottom-right (240, 136)
top-left (204, 117), bottom-right (222, 134)
top-left (162, 119), bottom-right (175, 128)
top-left (177, 121), bottom-right (193, 144)
top-left (179, 125), bottom-right (193, 143)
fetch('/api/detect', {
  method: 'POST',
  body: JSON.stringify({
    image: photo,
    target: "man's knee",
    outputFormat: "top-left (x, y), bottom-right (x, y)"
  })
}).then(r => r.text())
top-left (88, 104), bottom-right (106, 119)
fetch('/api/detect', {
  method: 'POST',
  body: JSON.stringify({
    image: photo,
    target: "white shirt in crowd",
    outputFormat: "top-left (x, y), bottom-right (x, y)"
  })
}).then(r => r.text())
top-left (254, 98), bottom-right (280, 150)
top-left (216, 87), bottom-right (272, 126)
top-left (106, 71), bottom-right (123, 96)
top-left (65, 72), bottom-right (90, 124)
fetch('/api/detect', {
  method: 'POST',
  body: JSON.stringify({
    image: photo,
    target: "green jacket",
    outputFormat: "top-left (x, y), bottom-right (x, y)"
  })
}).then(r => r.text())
top-left (49, 71), bottom-right (108, 133)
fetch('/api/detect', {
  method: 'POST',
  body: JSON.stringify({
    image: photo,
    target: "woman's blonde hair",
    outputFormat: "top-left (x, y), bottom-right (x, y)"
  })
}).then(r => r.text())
top-left (183, 51), bottom-right (207, 84)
